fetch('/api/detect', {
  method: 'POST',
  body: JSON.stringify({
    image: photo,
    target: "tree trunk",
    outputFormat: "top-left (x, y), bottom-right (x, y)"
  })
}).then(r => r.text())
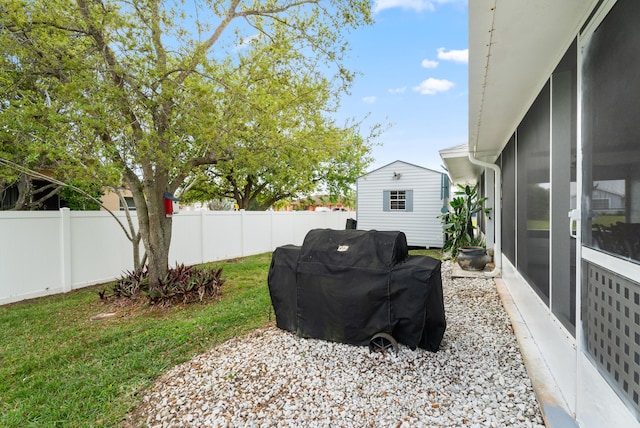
top-left (126, 175), bottom-right (172, 287)
top-left (144, 187), bottom-right (172, 287)
top-left (118, 190), bottom-right (146, 270)
top-left (131, 232), bottom-right (145, 271)
top-left (14, 175), bottom-right (32, 210)
top-left (0, 179), bottom-right (6, 209)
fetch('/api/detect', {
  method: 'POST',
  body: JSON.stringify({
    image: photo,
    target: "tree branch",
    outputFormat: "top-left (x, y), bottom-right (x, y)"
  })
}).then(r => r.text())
top-left (0, 157), bottom-right (136, 241)
top-left (176, 0), bottom-right (243, 84)
top-left (75, 0), bottom-right (147, 143)
top-left (176, 0), bottom-right (319, 85)
top-left (236, 0), bottom-right (320, 18)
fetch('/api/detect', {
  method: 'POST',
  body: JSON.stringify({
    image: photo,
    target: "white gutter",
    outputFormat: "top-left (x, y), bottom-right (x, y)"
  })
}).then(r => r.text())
top-left (467, 152), bottom-right (502, 277)
top-left (467, 0), bottom-right (501, 277)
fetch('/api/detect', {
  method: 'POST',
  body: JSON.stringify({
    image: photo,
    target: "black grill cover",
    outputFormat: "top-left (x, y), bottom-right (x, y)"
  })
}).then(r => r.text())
top-left (298, 228), bottom-right (408, 269)
top-left (267, 229), bottom-right (446, 352)
top-left (267, 245), bottom-right (300, 332)
top-left (389, 256), bottom-right (446, 351)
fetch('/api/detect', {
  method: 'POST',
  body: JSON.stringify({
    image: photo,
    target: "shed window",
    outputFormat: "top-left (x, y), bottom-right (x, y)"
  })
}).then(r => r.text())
top-left (390, 191), bottom-right (406, 210)
top-left (383, 190), bottom-right (413, 212)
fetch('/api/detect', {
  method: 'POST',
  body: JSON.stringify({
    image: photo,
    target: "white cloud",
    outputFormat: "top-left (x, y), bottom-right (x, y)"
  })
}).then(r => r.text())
top-left (437, 47), bottom-right (468, 64)
top-left (362, 96), bottom-right (377, 104)
top-left (421, 59), bottom-right (439, 69)
top-left (373, 0), bottom-right (462, 14)
top-left (373, 0), bottom-right (435, 14)
top-left (413, 78), bottom-right (454, 95)
top-left (388, 87), bottom-right (407, 94)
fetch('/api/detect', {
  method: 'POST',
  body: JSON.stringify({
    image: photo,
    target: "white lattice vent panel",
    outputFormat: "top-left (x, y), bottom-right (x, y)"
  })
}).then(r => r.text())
top-left (586, 263), bottom-right (640, 416)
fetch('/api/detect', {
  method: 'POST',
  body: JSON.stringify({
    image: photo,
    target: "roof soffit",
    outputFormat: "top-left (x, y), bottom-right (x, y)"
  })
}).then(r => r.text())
top-left (469, 0), bottom-right (599, 162)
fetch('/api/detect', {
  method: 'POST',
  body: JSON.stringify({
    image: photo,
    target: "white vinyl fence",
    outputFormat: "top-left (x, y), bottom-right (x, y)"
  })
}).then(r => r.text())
top-left (0, 209), bottom-right (353, 305)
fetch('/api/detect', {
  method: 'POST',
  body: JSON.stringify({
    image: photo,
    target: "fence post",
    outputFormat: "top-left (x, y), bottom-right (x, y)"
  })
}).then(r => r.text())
top-left (292, 211), bottom-right (297, 245)
top-left (239, 209), bottom-right (245, 257)
top-left (270, 210), bottom-right (274, 252)
top-left (200, 210), bottom-right (206, 264)
top-left (60, 208), bottom-right (72, 292)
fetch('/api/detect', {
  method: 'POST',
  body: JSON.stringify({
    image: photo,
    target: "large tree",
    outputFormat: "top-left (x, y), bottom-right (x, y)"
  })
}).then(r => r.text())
top-left (1, 0), bottom-right (373, 285)
top-left (177, 26), bottom-right (378, 210)
top-left (179, 36), bottom-right (378, 210)
top-left (181, 124), bottom-right (375, 210)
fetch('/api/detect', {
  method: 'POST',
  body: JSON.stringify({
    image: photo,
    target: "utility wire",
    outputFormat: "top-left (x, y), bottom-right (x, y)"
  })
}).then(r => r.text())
top-left (0, 157), bottom-right (135, 241)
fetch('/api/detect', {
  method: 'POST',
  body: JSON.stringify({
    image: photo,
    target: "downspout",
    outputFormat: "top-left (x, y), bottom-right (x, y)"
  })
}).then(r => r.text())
top-left (468, 152), bottom-right (502, 277)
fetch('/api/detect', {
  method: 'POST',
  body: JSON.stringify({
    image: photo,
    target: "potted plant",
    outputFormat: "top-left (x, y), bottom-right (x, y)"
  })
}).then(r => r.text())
top-left (440, 183), bottom-right (492, 270)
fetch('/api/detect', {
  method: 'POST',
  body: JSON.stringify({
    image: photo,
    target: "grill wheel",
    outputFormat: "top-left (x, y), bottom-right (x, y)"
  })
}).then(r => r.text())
top-left (368, 332), bottom-right (399, 355)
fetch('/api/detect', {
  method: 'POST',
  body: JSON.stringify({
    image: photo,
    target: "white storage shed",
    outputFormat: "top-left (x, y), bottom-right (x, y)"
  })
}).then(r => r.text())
top-left (356, 160), bottom-right (448, 248)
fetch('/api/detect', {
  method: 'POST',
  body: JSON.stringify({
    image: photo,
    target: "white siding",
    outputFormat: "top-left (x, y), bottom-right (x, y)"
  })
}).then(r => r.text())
top-left (356, 160), bottom-right (445, 247)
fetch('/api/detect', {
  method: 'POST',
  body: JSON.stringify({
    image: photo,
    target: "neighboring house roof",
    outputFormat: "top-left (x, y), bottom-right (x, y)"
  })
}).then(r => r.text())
top-left (592, 180), bottom-right (626, 198)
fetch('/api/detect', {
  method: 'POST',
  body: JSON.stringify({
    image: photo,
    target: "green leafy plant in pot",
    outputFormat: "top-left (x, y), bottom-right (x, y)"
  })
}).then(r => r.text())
top-left (440, 183), bottom-right (492, 270)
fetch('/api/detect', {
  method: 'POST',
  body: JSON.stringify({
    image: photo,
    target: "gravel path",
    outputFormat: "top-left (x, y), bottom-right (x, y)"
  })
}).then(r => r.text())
top-left (128, 262), bottom-right (544, 428)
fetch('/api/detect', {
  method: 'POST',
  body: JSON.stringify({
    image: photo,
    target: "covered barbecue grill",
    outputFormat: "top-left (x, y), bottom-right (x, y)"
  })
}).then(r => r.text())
top-left (268, 229), bottom-right (446, 352)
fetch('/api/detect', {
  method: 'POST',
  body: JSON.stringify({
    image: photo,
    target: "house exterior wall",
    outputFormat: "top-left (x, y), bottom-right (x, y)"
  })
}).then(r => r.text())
top-left (470, 1), bottom-right (640, 426)
top-left (356, 160), bottom-right (446, 248)
top-left (100, 189), bottom-right (134, 211)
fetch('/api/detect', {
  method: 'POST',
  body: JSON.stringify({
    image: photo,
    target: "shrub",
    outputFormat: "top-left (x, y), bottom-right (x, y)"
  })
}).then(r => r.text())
top-left (439, 183), bottom-right (492, 258)
top-left (102, 264), bottom-right (225, 305)
top-left (111, 267), bottom-right (149, 298)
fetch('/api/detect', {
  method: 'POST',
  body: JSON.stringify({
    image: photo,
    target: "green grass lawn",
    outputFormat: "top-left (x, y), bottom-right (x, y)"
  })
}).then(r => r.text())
top-left (0, 253), bottom-right (273, 428)
top-left (593, 214), bottom-right (625, 227)
top-left (409, 248), bottom-right (443, 259)
top-left (0, 249), bottom-right (441, 427)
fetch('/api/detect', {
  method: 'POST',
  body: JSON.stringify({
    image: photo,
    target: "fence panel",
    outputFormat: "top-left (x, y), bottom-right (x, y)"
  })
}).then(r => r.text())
top-left (170, 211), bottom-right (206, 266)
top-left (202, 212), bottom-right (244, 262)
top-left (271, 212), bottom-right (298, 248)
top-left (241, 212), bottom-right (273, 256)
top-left (1, 209), bottom-right (353, 305)
top-left (0, 212), bottom-right (63, 302)
top-left (69, 211), bottom-right (136, 288)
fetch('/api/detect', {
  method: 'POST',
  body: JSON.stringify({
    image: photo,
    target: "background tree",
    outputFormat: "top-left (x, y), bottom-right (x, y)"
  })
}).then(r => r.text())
top-left (0, 13), bottom-right (65, 210)
top-left (1, 0), bottom-right (373, 285)
top-left (179, 37), bottom-right (377, 210)
top-left (181, 127), bottom-right (374, 210)
top-left (527, 184), bottom-right (550, 224)
top-left (0, 1), bottom-right (119, 210)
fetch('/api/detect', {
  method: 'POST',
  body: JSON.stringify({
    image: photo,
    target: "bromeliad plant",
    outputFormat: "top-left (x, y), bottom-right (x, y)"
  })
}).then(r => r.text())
top-left (102, 264), bottom-right (225, 305)
top-left (440, 183), bottom-right (492, 258)
top-left (148, 264), bottom-right (225, 305)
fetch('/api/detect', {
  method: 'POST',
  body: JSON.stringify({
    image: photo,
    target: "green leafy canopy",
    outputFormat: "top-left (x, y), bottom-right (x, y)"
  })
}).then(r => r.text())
top-left (1, 0), bottom-right (376, 282)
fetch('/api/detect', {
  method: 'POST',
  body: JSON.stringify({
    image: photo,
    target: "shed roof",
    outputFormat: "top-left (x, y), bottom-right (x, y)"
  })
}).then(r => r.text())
top-left (358, 160), bottom-right (443, 180)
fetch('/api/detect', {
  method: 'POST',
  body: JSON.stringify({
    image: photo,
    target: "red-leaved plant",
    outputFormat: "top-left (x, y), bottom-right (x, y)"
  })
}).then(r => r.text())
top-left (102, 264), bottom-right (225, 305)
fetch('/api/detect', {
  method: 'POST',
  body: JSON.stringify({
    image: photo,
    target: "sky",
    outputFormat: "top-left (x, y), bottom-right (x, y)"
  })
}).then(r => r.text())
top-left (336, 0), bottom-right (468, 174)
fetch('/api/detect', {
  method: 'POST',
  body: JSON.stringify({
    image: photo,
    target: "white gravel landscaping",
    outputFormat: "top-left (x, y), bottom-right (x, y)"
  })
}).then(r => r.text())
top-left (131, 261), bottom-right (544, 427)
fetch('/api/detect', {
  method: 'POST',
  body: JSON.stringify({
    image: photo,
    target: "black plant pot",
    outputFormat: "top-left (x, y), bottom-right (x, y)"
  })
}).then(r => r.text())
top-left (456, 246), bottom-right (490, 271)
